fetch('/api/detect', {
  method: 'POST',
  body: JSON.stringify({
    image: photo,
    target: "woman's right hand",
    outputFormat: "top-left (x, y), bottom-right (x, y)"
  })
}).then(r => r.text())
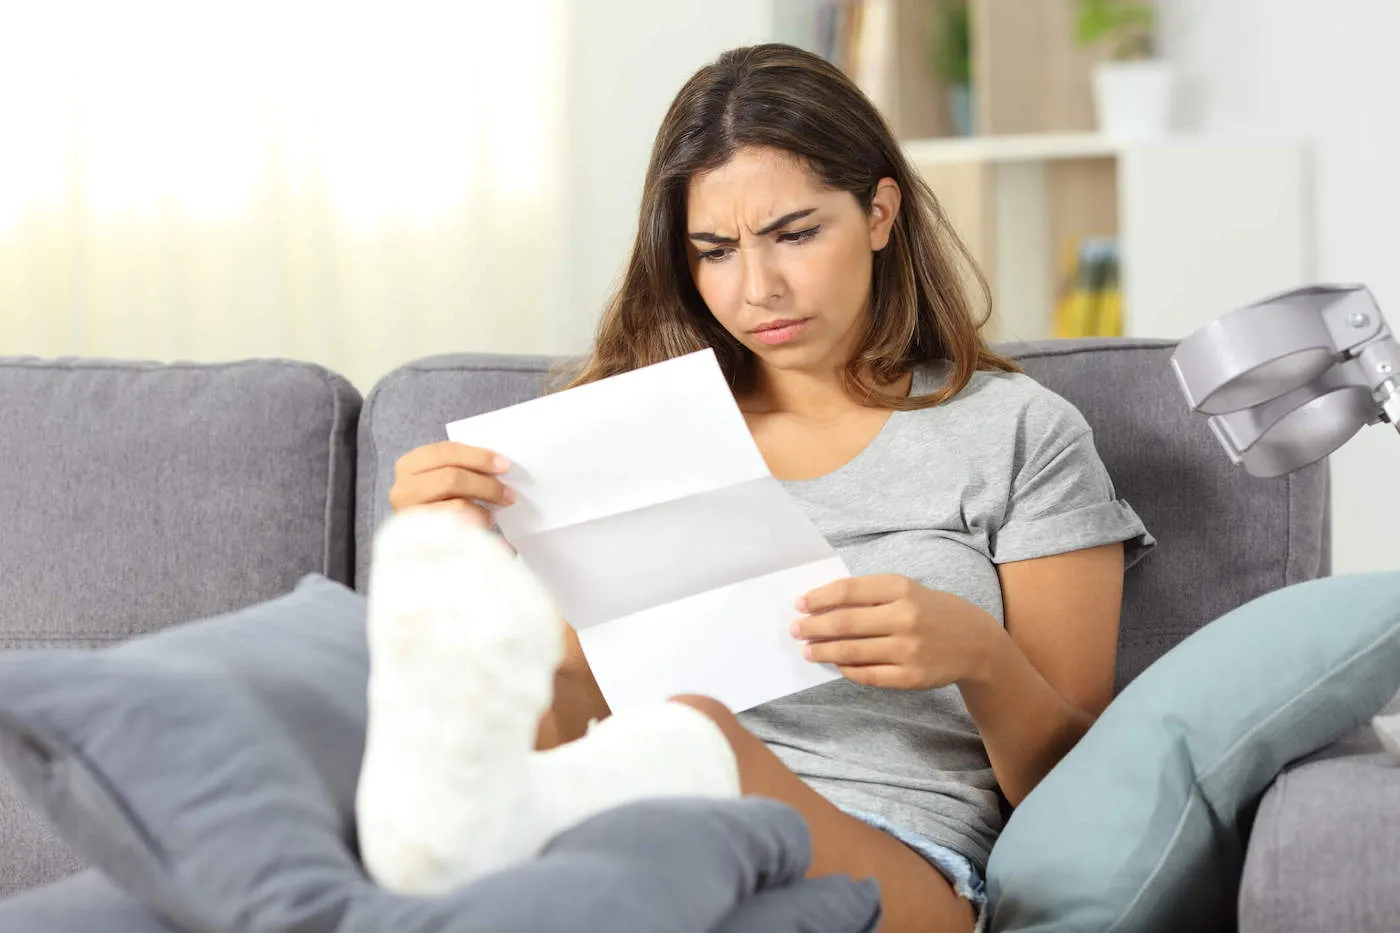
top-left (388, 441), bottom-right (515, 527)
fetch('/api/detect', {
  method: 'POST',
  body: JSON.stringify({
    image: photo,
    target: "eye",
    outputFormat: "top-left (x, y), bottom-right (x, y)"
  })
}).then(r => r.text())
top-left (697, 247), bottom-right (733, 263)
top-left (777, 225), bottom-right (820, 244)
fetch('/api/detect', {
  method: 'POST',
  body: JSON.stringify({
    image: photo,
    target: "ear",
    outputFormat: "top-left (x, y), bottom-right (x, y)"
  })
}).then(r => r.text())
top-left (868, 178), bottom-right (901, 252)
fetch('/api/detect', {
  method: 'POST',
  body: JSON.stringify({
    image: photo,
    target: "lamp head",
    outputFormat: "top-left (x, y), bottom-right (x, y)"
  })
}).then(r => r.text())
top-left (1172, 284), bottom-right (1400, 477)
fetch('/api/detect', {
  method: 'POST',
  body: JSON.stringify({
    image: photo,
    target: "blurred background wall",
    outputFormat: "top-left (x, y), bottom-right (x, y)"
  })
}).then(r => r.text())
top-left (0, 0), bottom-right (768, 388)
top-left (0, 2), bottom-right (571, 386)
top-left (1159, 0), bottom-right (1400, 575)
top-left (1, 0), bottom-right (1396, 573)
top-left (556, 0), bottom-right (769, 354)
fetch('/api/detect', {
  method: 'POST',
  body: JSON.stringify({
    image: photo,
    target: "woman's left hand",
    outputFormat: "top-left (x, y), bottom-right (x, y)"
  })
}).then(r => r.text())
top-left (793, 574), bottom-right (1003, 690)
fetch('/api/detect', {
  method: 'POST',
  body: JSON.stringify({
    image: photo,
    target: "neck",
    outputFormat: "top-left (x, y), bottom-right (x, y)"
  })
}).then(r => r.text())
top-left (747, 363), bottom-right (850, 418)
top-left (744, 361), bottom-right (911, 418)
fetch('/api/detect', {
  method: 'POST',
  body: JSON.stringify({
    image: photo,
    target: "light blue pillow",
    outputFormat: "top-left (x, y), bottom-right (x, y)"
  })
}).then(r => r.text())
top-left (986, 572), bottom-right (1400, 932)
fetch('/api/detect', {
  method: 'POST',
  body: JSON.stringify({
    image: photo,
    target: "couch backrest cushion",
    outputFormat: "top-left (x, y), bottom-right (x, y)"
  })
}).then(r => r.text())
top-left (0, 356), bottom-right (360, 893)
top-left (355, 340), bottom-right (1329, 690)
top-left (0, 358), bottom-right (361, 646)
top-left (355, 354), bottom-right (557, 588)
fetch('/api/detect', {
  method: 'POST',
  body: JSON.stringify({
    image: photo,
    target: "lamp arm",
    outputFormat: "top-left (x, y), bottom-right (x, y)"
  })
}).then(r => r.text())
top-left (1354, 332), bottom-right (1400, 427)
top-left (1379, 378), bottom-right (1400, 427)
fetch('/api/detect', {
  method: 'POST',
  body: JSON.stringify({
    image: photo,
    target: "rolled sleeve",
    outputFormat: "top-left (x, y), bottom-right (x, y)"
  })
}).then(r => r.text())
top-left (991, 427), bottom-right (1154, 567)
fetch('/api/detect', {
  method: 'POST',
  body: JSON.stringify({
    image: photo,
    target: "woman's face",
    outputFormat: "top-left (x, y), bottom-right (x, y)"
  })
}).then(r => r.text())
top-left (685, 145), bottom-right (900, 379)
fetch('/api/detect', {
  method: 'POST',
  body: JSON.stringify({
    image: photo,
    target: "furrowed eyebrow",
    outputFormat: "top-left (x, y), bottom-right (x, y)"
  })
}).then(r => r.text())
top-left (688, 207), bottom-right (818, 244)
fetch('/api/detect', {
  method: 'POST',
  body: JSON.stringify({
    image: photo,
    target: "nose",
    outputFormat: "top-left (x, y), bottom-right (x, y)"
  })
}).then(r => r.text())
top-left (742, 251), bottom-right (783, 308)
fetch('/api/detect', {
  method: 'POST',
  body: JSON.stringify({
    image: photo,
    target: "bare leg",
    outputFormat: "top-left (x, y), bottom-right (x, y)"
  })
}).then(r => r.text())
top-left (535, 624), bottom-right (610, 750)
top-left (672, 695), bottom-right (975, 933)
top-left (537, 644), bottom-right (973, 931)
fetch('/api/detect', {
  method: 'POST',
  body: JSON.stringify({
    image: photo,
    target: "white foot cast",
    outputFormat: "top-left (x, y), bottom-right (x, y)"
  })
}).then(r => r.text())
top-left (356, 508), bottom-right (742, 897)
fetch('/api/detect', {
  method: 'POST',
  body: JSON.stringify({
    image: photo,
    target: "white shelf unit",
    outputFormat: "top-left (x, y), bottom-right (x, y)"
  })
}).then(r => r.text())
top-left (904, 133), bottom-right (1121, 164)
top-left (903, 133), bottom-right (1313, 342)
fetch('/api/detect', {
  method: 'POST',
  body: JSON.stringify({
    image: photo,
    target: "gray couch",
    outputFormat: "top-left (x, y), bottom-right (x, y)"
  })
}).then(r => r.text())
top-left (0, 339), bottom-right (1391, 931)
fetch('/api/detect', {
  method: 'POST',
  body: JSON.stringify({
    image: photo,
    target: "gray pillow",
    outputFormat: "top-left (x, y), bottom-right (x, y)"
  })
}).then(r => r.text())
top-left (0, 870), bottom-right (180, 933)
top-left (0, 822), bottom-right (879, 933)
top-left (0, 575), bottom-right (879, 933)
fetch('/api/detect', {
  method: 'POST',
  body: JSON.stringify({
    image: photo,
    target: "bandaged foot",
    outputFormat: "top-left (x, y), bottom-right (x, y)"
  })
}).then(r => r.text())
top-left (356, 509), bottom-right (741, 896)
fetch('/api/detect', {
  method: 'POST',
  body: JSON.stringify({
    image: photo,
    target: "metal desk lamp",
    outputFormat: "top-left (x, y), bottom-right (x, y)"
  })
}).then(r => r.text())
top-left (1171, 283), bottom-right (1400, 478)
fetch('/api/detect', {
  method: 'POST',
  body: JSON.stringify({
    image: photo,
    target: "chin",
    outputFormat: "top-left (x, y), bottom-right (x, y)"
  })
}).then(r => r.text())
top-left (745, 340), bottom-right (835, 372)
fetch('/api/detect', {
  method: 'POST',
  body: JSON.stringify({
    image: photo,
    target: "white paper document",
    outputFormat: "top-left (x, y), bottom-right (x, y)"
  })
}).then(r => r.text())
top-left (445, 350), bottom-right (847, 712)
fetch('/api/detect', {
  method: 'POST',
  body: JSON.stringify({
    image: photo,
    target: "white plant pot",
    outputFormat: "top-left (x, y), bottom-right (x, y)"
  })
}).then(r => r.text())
top-left (1092, 59), bottom-right (1176, 140)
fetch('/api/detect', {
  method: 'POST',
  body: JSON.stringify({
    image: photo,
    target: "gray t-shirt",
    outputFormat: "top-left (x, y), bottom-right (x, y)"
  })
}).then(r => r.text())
top-left (737, 363), bottom-right (1154, 871)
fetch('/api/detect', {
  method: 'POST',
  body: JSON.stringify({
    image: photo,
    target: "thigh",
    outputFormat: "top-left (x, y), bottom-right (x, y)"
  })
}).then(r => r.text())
top-left (535, 667), bottom-right (612, 750)
top-left (672, 696), bottom-right (976, 933)
top-left (536, 621), bottom-right (613, 751)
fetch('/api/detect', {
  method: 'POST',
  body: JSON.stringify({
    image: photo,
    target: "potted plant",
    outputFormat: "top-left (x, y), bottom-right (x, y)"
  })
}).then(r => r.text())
top-left (930, 1), bottom-right (974, 136)
top-left (1076, 0), bottom-right (1174, 138)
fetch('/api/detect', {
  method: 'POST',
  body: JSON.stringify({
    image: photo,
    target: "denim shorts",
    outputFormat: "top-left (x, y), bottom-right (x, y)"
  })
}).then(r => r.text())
top-left (842, 808), bottom-right (987, 929)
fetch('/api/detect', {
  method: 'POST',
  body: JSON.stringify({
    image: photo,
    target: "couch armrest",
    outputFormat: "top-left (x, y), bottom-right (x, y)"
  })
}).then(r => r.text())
top-left (1239, 722), bottom-right (1400, 933)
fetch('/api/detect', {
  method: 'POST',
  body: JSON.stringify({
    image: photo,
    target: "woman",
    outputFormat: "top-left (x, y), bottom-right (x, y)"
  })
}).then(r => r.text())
top-left (359, 43), bottom-right (1151, 933)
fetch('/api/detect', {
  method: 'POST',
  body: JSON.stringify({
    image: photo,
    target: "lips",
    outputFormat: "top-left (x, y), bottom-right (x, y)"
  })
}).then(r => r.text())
top-left (749, 318), bottom-right (810, 346)
top-left (751, 318), bottom-right (805, 333)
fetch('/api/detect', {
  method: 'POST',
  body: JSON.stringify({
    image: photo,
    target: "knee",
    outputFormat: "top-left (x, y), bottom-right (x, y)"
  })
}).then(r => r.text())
top-left (669, 694), bottom-right (739, 734)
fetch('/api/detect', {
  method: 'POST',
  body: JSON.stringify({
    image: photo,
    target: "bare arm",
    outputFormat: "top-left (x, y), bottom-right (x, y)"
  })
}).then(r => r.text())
top-left (958, 542), bottom-right (1124, 806)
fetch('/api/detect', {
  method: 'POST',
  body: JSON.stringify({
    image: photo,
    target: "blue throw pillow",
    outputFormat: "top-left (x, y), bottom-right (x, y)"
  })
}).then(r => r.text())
top-left (986, 572), bottom-right (1400, 932)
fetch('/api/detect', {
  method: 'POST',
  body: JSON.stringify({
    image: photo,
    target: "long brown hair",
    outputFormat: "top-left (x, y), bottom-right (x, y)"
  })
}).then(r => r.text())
top-left (562, 43), bottom-right (1018, 408)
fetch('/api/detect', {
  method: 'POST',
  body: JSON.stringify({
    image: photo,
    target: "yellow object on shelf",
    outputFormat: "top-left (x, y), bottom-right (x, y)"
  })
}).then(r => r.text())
top-left (1052, 237), bottom-right (1123, 339)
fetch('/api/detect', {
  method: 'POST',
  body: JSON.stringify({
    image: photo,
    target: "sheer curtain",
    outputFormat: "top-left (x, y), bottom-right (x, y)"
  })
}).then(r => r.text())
top-left (0, 0), bottom-right (567, 389)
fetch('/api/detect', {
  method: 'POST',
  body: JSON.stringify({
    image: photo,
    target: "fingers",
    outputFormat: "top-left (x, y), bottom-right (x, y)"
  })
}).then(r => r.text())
top-left (388, 466), bottom-right (514, 512)
top-left (389, 442), bottom-right (519, 516)
top-left (800, 630), bottom-right (927, 690)
top-left (791, 605), bottom-right (899, 641)
top-left (801, 635), bottom-right (904, 667)
top-left (395, 441), bottom-right (510, 480)
top-left (413, 497), bottom-right (493, 528)
top-left (836, 665), bottom-right (922, 690)
top-left (798, 574), bottom-right (910, 613)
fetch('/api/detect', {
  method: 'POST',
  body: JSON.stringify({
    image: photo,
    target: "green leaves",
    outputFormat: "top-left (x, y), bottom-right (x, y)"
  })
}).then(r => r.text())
top-left (931, 1), bottom-right (973, 86)
top-left (1075, 0), bottom-right (1156, 60)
